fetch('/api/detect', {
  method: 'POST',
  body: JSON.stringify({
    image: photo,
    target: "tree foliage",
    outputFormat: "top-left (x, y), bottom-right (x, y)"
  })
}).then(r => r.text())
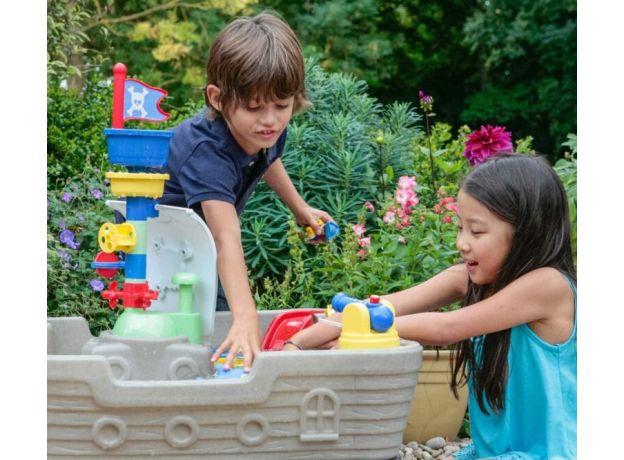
top-left (47, 0), bottom-right (576, 156)
top-left (461, 0), bottom-right (576, 158)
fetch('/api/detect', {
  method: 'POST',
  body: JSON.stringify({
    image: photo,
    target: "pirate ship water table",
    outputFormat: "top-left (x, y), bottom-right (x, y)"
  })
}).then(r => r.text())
top-left (47, 64), bottom-right (424, 459)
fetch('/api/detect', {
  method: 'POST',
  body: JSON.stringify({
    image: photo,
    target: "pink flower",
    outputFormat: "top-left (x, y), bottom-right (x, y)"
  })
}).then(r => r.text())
top-left (397, 176), bottom-right (417, 191)
top-left (395, 188), bottom-right (413, 207)
top-left (463, 125), bottom-right (512, 166)
top-left (352, 223), bottom-right (366, 236)
top-left (364, 201), bottom-right (375, 212)
top-left (393, 208), bottom-right (410, 228)
top-left (358, 237), bottom-right (371, 247)
top-left (396, 189), bottom-right (419, 213)
top-left (443, 215), bottom-right (453, 224)
top-left (383, 210), bottom-right (396, 224)
top-left (398, 236), bottom-right (407, 245)
top-left (406, 194), bottom-right (419, 208)
top-left (433, 204), bottom-right (441, 214)
top-left (357, 249), bottom-right (367, 259)
top-left (446, 203), bottom-right (459, 214)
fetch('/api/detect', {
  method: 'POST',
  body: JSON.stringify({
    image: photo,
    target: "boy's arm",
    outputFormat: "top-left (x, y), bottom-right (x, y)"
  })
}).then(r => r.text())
top-left (201, 200), bottom-right (261, 372)
top-left (263, 158), bottom-right (333, 236)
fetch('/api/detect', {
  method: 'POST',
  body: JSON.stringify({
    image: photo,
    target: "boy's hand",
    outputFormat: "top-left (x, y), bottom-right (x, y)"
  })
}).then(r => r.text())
top-left (294, 205), bottom-right (334, 238)
top-left (211, 314), bottom-right (262, 373)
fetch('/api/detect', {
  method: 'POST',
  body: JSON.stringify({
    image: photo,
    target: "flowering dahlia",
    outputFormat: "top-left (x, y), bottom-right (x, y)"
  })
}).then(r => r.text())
top-left (463, 125), bottom-right (512, 166)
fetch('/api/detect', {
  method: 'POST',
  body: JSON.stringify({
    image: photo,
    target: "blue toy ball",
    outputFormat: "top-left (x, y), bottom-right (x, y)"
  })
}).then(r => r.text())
top-left (369, 306), bottom-right (394, 333)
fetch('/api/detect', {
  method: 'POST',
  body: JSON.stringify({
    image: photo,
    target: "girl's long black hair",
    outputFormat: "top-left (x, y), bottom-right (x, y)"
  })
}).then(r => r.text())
top-left (450, 153), bottom-right (576, 414)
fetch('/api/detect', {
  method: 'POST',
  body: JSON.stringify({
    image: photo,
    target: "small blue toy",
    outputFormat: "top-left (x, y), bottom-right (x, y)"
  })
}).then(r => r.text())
top-left (330, 293), bottom-right (394, 333)
top-left (304, 219), bottom-right (340, 242)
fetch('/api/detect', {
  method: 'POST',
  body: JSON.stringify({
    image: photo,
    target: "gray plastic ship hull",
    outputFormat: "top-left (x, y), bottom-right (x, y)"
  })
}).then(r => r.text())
top-left (48, 311), bottom-right (423, 459)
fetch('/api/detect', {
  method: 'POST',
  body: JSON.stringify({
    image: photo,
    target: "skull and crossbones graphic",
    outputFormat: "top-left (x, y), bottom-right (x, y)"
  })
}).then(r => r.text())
top-left (127, 86), bottom-right (149, 118)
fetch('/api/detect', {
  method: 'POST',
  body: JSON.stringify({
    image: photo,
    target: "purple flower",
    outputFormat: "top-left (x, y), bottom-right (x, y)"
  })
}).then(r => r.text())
top-left (90, 279), bottom-right (105, 291)
top-left (58, 218), bottom-right (66, 229)
top-left (418, 90), bottom-right (434, 112)
top-left (61, 191), bottom-right (73, 203)
top-left (59, 229), bottom-right (80, 250)
top-left (103, 178), bottom-right (110, 186)
top-left (91, 189), bottom-right (103, 199)
top-left (57, 249), bottom-right (70, 261)
top-left (463, 125), bottom-right (513, 166)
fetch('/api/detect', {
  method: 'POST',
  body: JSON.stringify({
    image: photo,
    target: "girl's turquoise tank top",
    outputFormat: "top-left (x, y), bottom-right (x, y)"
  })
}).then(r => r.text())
top-left (456, 275), bottom-right (576, 460)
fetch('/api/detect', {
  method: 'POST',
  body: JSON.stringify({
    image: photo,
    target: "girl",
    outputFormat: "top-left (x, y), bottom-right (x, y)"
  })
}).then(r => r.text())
top-left (284, 153), bottom-right (576, 459)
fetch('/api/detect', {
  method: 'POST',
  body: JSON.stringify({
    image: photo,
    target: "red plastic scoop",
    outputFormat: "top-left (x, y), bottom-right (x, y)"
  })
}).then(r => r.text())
top-left (262, 309), bottom-right (324, 351)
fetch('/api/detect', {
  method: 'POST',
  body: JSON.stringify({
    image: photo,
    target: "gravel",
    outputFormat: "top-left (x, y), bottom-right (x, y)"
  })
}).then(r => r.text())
top-left (398, 437), bottom-right (473, 460)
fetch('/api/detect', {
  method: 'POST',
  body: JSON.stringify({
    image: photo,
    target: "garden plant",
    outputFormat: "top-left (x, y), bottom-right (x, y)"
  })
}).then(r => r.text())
top-left (47, 61), bottom-right (576, 336)
top-left (47, 2), bottom-right (577, 452)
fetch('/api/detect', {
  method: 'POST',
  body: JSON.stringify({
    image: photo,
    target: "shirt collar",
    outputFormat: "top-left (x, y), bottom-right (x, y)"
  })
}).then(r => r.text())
top-left (209, 116), bottom-right (259, 169)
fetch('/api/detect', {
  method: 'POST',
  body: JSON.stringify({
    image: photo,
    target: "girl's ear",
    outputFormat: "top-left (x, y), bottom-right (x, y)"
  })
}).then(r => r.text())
top-left (206, 84), bottom-right (222, 111)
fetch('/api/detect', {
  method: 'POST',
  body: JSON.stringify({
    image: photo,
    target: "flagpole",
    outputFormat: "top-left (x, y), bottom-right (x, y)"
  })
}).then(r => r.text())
top-left (112, 63), bottom-right (127, 128)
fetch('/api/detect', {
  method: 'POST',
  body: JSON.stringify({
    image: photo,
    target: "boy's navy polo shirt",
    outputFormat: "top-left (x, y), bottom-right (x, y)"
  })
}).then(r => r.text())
top-left (160, 111), bottom-right (287, 219)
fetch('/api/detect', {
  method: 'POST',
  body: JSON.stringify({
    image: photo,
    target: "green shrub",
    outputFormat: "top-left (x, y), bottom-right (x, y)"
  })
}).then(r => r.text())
top-left (554, 134), bottom-right (577, 264)
top-left (241, 60), bottom-right (422, 279)
top-left (47, 81), bottom-right (112, 187)
top-left (252, 132), bottom-right (466, 309)
top-left (47, 169), bottom-right (120, 333)
top-left (255, 184), bottom-right (463, 310)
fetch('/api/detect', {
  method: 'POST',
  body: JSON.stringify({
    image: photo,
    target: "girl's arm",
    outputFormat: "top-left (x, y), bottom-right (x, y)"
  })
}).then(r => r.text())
top-left (382, 264), bottom-right (468, 316)
top-left (396, 267), bottom-right (574, 346)
top-left (283, 264), bottom-right (468, 350)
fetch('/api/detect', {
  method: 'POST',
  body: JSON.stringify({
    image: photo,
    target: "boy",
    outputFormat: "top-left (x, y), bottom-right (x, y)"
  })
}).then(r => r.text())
top-left (160, 12), bottom-right (333, 372)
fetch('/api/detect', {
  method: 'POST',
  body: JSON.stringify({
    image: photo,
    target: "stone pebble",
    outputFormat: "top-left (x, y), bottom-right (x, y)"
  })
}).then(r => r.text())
top-left (399, 437), bottom-right (473, 460)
